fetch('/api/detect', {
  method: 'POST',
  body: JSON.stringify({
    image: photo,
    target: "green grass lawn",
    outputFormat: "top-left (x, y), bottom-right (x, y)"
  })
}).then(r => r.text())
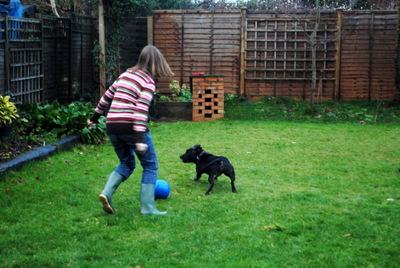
top-left (1, 120), bottom-right (400, 267)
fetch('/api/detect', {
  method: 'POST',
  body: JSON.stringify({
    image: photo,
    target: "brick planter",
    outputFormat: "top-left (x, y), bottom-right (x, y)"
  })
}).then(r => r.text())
top-left (191, 75), bottom-right (224, 122)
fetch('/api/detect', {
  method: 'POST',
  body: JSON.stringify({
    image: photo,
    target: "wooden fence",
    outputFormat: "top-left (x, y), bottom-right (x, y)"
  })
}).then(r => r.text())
top-left (152, 10), bottom-right (242, 94)
top-left (151, 9), bottom-right (398, 101)
top-left (340, 11), bottom-right (398, 100)
top-left (0, 14), bottom-right (96, 103)
top-left (118, 16), bottom-right (148, 72)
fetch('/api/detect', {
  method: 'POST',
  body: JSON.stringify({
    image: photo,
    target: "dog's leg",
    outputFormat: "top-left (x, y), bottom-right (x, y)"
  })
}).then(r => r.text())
top-left (230, 174), bottom-right (237, 193)
top-left (193, 172), bottom-right (201, 181)
top-left (205, 174), bottom-right (217, 195)
top-left (224, 166), bottom-right (237, 193)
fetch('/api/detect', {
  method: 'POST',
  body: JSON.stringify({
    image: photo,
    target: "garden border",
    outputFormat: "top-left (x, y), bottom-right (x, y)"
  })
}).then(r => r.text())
top-left (0, 135), bottom-right (80, 175)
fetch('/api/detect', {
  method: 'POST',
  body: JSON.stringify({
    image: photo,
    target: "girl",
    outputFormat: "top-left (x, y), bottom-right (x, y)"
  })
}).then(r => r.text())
top-left (88, 45), bottom-right (174, 216)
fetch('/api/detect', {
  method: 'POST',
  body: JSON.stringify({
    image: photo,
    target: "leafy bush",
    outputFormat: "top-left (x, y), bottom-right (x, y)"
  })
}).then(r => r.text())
top-left (0, 96), bottom-right (19, 127)
top-left (0, 101), bottom-right (107, 160)
top-left (80, 116), bottom-right (107, 144)
top-left (17, 102), bottom-right (92, 137)
top-left (158, 80), bottom-right (192, 102)
top-left (15, 101), bottom-right (107, 143)
top-left (224, 94), bottom-right (246, 104)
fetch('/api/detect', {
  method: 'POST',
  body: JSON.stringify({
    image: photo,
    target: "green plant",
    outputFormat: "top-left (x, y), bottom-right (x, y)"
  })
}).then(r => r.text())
top-left (16, 101), bottom-right (95, 138)
top-left (224, 94), bottom-right (246, 104)
top-left (158, 95), bottom-right (172, 102)
top-left (0, 96), bottom-right (19, 126)
top-left (167, 80), bottom-right (192, 102)
top-left (52, 102), bottom-right (94, 137)
top-left (80, 116), bottom-right (107, 144)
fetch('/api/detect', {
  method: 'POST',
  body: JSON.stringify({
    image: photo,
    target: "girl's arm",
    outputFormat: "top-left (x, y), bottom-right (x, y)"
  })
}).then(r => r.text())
top-left (90, 81), bottom-right (118, 123)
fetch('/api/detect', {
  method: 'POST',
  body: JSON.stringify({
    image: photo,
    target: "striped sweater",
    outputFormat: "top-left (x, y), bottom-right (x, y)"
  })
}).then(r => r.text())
top-left (91, 69), bottom-right (156, 134)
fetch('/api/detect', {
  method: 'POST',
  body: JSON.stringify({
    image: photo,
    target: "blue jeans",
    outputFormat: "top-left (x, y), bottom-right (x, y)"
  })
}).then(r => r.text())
top-left (108, 132), bottom-right (158, 184)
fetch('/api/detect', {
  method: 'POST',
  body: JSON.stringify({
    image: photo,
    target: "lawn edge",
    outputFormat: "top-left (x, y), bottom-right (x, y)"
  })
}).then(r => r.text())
top-left (0, 135), bottom-right (81, 176)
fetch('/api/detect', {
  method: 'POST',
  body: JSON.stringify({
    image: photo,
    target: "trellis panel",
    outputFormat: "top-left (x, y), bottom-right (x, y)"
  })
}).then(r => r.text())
top-left (6, 17), bottom-right (43, 103)
top-left (245, 12), bottom-right (337, 100)
top-left (0, 15), bottom-right (96, 104)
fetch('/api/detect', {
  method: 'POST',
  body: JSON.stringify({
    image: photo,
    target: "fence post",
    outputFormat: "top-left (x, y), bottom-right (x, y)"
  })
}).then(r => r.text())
top-left (147, 16), bottom-right (153, 45)
top-left (210, 12), bottom-right (214, 74)
top-left (334, 10), bottom-right (342, 101)
top-left (239, 8), bottom-right (246, 96)
top-left (180, 12), bottom-right (185, 86)
top-left (69, 16), bottom-right (73, 100)
top-left (368, 12), bottom-right (374, 101)
top-left (98, 0), bottom-right (106, 97)
top-left (397, 4), bottom-right (400, 100)
top-left (4, 16), bottom-right (10, 94)
top-left (40, 17), bottom-right (44, 102)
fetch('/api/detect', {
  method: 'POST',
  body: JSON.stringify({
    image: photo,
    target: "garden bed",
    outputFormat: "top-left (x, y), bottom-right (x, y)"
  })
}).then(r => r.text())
top-left (0, 135), bottom-right (80, 174)
top-left (152, 101), bottom-right (192, 121)
top-left (0, 101), bottom-right (106, 164)
top-left (0, 138), bottom-right (42, 162)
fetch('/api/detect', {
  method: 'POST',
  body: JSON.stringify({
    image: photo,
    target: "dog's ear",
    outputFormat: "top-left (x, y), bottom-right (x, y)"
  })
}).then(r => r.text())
top-left (193, 144), bottom-right (202, 151)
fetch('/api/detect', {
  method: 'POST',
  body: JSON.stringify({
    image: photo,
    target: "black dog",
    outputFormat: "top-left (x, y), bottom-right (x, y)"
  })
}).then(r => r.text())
top-left (180, 145), bottom-right (237, 195)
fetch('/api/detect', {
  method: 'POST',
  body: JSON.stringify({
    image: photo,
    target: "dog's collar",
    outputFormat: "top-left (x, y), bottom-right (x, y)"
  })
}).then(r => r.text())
top-left (196, 151), bottom-right (207, 163)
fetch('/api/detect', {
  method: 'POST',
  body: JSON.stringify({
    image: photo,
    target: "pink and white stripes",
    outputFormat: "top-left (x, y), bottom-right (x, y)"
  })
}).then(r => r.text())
top-left (94, 69), bottom-right (156, 133)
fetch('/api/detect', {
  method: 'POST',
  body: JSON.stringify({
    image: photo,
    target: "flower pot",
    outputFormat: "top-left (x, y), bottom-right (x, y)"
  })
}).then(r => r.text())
top-left (152, 101), bottom-right (192, 121)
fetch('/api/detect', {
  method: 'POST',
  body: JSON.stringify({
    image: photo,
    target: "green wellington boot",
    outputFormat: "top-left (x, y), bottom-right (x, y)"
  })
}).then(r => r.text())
top-left (140, 183), bottom-right (167, 216)
top-left (99, 171), bottom-right (124, 214)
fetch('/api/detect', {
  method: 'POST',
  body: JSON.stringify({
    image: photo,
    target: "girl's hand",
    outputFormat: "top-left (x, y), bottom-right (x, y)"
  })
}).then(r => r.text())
top-left (87, 119), bottom-right (94, 128)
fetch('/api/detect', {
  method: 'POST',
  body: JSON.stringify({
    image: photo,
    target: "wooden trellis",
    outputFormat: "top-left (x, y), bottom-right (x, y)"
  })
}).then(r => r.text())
top-left (245, 15), bottom-right (336, 81)
top-left (1, 17), bottom-right (43, 103)
top-left (0, 14), bottom-right (96, 104)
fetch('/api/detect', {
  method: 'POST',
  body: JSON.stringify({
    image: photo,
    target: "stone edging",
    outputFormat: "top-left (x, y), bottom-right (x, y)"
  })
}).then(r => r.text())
top-left (0, 135), bottom-right (81, 174)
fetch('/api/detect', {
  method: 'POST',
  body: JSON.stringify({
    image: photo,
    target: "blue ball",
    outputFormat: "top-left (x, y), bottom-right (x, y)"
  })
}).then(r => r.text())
top-left (155, 179), bottom-right (170, 199)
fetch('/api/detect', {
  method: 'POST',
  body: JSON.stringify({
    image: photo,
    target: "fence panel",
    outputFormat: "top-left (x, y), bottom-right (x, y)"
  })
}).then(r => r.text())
top-left (70, 15), bottom-right (95, 100)
top-left (119, 16), bottom-right (148, 72)
top-left (43, 16), bottom-right (70, 102)
top-left (0, 15), bottom-right (95, 104)
top-left (340, 11), bottom-right (397, 100)
top-left (0, 17), bottom-right (43, 103)
top-left (152, 9), bottom-right (398, 101)
top-left (154, 10), bottom-right (241, 94)
top-left (0, 17), bottom-right (5, 93)
top-left (153, 11), bottom-right (183, 93)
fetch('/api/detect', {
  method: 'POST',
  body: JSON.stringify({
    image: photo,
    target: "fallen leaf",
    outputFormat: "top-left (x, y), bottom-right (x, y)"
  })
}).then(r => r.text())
top-left (261, 224), bottom-right (284, 232)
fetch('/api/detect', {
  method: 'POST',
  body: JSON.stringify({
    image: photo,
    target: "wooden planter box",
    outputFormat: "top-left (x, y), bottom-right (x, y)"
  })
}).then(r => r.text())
top-left (152, 101), bottom-right (193, 121)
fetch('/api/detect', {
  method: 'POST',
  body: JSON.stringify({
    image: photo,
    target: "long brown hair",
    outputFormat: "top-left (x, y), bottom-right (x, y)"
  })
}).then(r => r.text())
top-left (130, 45), bottom-right (174, 79)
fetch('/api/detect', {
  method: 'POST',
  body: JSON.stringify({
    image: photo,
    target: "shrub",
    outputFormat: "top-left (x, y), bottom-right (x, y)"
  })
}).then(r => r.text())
top-left (16, 101), bottom-right (107, 143)
top-left (0, 96), bottom-right (19, 127)
top-left (158, 80), bottom-right (192, 102)
top-left (80, 116), bottom-right (107, 144)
